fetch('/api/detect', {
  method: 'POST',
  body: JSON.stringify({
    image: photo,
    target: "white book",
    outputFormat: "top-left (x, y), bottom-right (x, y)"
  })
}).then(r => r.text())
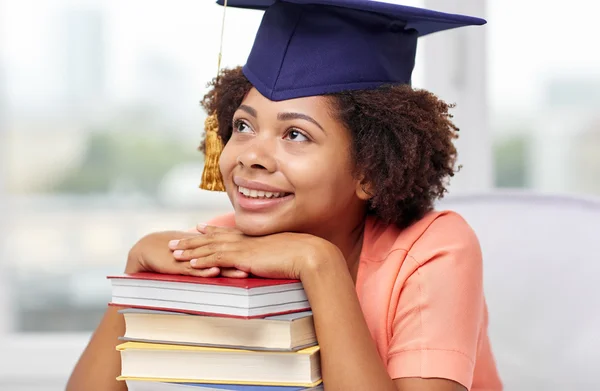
top-left (119, 308), bottom-right (316, 351)
top-left (108, 273), bottom-right (310, 318)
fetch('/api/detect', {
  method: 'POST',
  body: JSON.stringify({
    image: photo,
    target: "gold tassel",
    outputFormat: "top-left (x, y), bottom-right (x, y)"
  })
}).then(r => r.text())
top-left (200, 0), bottom-right (228, 192)
top-left (199, 113), bottom-right (226, 191)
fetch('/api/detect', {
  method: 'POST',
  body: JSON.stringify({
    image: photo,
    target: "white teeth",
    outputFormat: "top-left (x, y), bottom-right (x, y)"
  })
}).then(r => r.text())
top-left (238, 186), bottom-right (286, 199)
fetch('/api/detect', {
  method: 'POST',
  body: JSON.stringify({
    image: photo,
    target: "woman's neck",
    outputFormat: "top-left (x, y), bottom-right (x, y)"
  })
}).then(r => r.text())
top-left (320, 214), bottom-right (367, 283)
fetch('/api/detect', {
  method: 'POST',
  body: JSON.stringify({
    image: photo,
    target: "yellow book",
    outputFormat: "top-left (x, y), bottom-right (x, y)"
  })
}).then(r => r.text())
top-left (117, 342), bottom-right (321, 387)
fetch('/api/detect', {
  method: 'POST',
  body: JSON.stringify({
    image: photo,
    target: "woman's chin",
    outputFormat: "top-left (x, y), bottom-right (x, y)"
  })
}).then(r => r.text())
top-left (234, 214), bottom-right (287, 237)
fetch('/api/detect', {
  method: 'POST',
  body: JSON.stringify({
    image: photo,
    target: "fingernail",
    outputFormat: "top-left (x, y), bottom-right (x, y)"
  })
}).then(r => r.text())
top-left (168, 240), bottom-right (179, 249)
top-left (190, 259), bottom-right (198, 266)
top-left (173, 250), bottom-right (183, 257)
top-left (197, 223), bottom-right (207, 229)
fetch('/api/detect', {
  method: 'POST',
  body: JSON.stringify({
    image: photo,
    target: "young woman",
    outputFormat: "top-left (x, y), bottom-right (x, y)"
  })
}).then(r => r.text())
top-left (67, 1), bottom-right (502, 390)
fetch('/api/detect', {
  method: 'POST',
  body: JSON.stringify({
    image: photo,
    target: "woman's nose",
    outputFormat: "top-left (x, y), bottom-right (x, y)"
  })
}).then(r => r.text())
top-left (236, 137), bottom-right (277, 172)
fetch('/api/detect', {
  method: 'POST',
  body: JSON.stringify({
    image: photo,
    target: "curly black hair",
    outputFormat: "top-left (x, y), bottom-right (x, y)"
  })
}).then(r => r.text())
top-left (201, 67), bottom-right (459, 228)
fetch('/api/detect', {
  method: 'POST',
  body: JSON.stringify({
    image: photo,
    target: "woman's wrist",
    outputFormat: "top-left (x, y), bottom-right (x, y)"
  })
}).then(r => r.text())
top-left (299, 237), bottom-right (346, 282)
top-left (124, 237), bottom-right (147, 274)
top-left (124, 251), bottom-right (143, 274)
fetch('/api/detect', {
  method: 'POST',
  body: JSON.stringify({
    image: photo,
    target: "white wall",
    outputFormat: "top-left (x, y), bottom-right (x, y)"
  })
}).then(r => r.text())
top-left (423, 0), bottom-right (492, 193)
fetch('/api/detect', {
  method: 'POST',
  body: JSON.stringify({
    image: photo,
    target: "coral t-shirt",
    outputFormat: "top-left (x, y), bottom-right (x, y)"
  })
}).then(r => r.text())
top-left (206, 210), bottom-right (502, 390)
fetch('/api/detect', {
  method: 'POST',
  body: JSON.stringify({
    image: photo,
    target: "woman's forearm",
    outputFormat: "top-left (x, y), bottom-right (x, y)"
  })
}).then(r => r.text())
top-left (66, 305), bottom-right (127, 391)
top-left (301, 253), bottom-right (397, 391)
top-left (66, 230), bottom-right (207, 390)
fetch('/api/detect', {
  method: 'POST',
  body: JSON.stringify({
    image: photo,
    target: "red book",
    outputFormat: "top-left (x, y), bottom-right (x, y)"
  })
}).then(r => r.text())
top-left (108, 273), bottom-right (309, 319)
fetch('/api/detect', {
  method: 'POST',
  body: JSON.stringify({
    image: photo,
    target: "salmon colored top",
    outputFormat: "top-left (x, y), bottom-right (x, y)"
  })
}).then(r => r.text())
top-left (206, 210), bottom-right (503, 390)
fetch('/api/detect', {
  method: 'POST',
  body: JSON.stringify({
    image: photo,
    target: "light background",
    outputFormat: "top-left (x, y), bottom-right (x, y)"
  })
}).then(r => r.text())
top-left (0, 0), bottom-right (599, 389)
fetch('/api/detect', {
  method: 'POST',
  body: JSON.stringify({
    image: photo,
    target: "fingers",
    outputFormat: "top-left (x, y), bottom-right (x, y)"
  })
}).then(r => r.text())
top-left (186, 266), bottom-right (221, 278)
top-left (172, 241), bottom-right (237, 262)
top-left (220, 268), bottom-right (249, 278)
top-left (167, 225), bottom-right (247, 278)
top-left (168, 232), bottom-right (240, 252)
top-left (196, 223), bottom-right (243, 234)
top-left (189, 251), bottom-right (248, 273)
top-left (161, 260), bottom-right (221, 278)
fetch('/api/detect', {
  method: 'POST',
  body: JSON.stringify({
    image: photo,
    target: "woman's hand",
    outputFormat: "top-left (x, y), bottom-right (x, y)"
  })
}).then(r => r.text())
top-left (169, 224), bottom-right (340, 280)
top-left (125, 231), bottom-right (222, 277)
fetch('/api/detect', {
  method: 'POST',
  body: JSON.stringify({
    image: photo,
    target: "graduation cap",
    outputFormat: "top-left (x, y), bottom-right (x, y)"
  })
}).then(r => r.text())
top-left (200, 0), bottom-right (486, 191)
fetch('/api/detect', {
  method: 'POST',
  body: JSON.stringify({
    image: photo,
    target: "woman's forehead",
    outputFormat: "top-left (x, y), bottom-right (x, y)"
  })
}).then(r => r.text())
top-left (239, 87), bottom-right (333, 116)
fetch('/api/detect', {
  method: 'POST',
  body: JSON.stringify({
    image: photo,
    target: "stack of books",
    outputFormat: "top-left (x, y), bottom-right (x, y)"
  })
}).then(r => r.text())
top-left (108, 273), bottom-right (322, 391)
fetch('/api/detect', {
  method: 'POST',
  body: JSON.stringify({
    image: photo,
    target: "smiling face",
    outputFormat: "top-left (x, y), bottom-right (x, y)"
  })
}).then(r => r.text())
top-left (219, 88), bottom-right (369, 237)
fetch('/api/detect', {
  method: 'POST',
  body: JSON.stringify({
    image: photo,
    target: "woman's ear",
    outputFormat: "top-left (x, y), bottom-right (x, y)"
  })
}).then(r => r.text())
top-left (355, 179), bottom-right (374, 201)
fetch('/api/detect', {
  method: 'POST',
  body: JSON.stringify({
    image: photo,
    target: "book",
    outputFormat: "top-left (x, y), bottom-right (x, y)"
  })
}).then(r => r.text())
top-left (119, 308), bottom-right (317, 351)
top-left (108, 273), bottom-right (310, 318)
top-left (117, 342), bottom-right (322, 387)
top-left (125, 380), bottom-right (324, 391)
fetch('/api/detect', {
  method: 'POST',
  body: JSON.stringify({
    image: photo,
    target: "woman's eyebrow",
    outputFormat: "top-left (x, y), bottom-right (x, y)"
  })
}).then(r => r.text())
top-left (278, 112), bottom-right (325, 133)
top-left (238, 104), bottom-right (258, 118)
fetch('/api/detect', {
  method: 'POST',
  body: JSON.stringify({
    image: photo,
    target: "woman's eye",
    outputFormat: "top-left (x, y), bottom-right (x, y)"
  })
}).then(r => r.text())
top-left (285, 129), bottom-right (309, 142)
top-left (233, 120), bottom-right (252, 133)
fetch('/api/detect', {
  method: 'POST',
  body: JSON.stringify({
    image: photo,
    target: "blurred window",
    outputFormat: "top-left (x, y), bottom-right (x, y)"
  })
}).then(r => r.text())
top-left (489, 0), bottom-right (600, 193)
top-left (1, 0), bottom-right (598, 389)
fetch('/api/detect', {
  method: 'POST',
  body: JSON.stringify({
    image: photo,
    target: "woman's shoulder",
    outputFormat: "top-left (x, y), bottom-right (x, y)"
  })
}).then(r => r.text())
top-left (205, 212), bottom-right (236, 228)
top-left (363, 210), bottom-right (480, 264)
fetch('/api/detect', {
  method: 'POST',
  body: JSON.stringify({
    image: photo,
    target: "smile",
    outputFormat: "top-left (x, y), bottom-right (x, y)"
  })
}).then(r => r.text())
top-left (235, 186), bottom-right (294, 211)
top-left (237, 186), bottom-right (289, 199)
